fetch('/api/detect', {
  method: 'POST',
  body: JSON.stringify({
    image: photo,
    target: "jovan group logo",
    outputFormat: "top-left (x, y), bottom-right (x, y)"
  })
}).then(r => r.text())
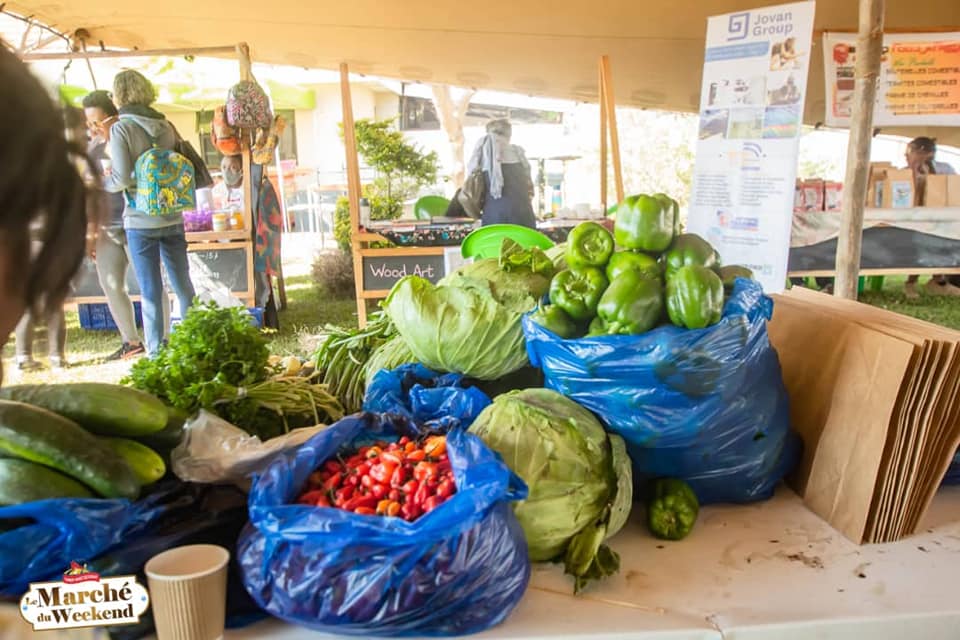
top-left (727, 12), bottom-right (750, 41)
top-left (19, 563), bottom-right (150, 631)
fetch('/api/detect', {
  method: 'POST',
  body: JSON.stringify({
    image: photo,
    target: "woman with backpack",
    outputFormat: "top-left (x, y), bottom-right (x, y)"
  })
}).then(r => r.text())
top-left (103, 70), bottom-right (196, 356)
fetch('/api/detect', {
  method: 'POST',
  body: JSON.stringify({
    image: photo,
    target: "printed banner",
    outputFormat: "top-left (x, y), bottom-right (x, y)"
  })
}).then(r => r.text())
top-left (824, 32), bottom-right (960, 127)
top-left (687, 1), bottom-right (816, 293)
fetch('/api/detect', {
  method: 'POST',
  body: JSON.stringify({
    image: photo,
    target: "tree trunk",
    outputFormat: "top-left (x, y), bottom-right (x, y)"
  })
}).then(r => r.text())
top-left (431, 85), bottom-right (475, 187)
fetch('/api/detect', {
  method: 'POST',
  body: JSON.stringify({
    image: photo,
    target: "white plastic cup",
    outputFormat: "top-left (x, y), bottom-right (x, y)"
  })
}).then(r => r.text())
top-left (144, 544), bottom-right (230, 640)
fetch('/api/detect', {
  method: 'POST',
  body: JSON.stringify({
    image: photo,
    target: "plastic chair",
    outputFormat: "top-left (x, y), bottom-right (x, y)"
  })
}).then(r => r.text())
top-left (461, 224), bottom-right (555, 260)
top-left (413, 195), bottom-right (449, 221)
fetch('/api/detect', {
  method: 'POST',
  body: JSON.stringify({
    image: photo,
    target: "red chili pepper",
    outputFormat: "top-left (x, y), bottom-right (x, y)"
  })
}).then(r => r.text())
top-left (346, 474), bottom-right (360, 487)
top-left (388, 489), bottom-right (401, 502)
top-left (436, 479), bottom-right (455, 499)
top-left (406, 449), bottom-right (426, 463)
top-left (423, 495), bottom-right (442, 512)
top-left (323, 472), bottom-right (343, 492)
top-left (369, 462), bottom-right (396, 484)
top-left (387, 501), bottom-right (401, 517)
top-left (315, 495), bottom-right (331, 508)
top-left (424, 436), bottom-right (446, 458)
top-left (371, 483), bottom-right (388, 499)
top-left (360, 474), bottom-right (375, 489)
top-left (402, 480), bottom-right (419, 496)
top-left (355, 462), bottom-right (371, 477)
top-left (401, 503), bottom-right (422, 521)
top-left (381, 451), bottom-right (403, 466)
top-left (308, 471), bottom-right (326, 486)
top-left (413, 462), bottom-right (438, 483)
top-left (355, 506), bottom-right (376, 515)
top-left (297, 490), bottom-right (327, 505)
top-left (335, 485), bottom-right (354, 503)
top-left (390, 465), bottom-right (408, 487)
top-left (365, 446), bottom-right (382, 459)
top-left (398, 436), bottom-right (411, 446)
top-left (413, 482), bottom-right (429, 508)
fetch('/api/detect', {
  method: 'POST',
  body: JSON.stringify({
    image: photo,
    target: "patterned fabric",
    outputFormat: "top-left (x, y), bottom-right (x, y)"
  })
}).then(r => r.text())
top-left (255, 175), bottom-right (284, 276)
top-left (211, 105), bottom-right (242, 156)
top-left (791, 207), bottom-right (960, 248)
top-left (373, 221), bottom-right (584, 247)
top-left (132, 146), bottom-right (195, 216)
top-left (227, 80), bottom-right (273, 129)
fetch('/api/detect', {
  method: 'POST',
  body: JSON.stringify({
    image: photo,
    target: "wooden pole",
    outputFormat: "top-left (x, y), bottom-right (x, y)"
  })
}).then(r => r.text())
top-left (19, 45), bottom-right (236, 61)
top-left (599, 59), bottom-right (608, 214)
top-left (600, 56), bottom-right (624, 204)
top-left (340, 63), bottom-right (367, 327)
top-left (835, 0), bottom-right (885, 300)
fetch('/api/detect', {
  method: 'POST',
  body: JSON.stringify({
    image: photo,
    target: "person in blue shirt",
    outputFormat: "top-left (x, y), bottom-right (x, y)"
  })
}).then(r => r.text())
top-left (466, 119), bottom-right (537, 229)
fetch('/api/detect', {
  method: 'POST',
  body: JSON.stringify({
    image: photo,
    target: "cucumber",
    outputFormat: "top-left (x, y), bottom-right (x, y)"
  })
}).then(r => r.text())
top-left (100, 438), bottom-right (166, 486)
top-left (0, 383), bottom-right (168, 437)
top-left (135, 407), bottom-right (188, 453)
top-left (0, 458), bottom-right (93, 505)
top-left (0, 400), bottom-right (140, 499)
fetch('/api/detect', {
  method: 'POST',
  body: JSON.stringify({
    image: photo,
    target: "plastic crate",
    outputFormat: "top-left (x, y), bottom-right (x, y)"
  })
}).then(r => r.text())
top-left (77, 303), bottom-right (143, 331)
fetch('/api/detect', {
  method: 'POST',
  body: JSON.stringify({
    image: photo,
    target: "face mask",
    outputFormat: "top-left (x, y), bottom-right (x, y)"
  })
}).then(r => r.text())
top-left (223, 167), bottom-right (243, 188)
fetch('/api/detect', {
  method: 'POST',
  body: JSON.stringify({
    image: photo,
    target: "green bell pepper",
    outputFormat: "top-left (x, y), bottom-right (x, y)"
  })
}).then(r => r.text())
top-left (549, 268), bottom-right (609, 322)
top-left (613, 194), bottom-right (677, 253)
top-left (662, 233), bottom-right (721, 280)
top-left (597, 270), bottom-right (663, 335)
top-left (652, 193), bottom-right (681, 238)
top-left (647, 478), bottom-right (699, 541)
top-left (605, 250), bottom-right (660, 282)
top-left (565, 221), bottom-right (614, 270)
top-left (530, 304), bottom-right (579, 339)
top-left (718, 265), bottom-right (755, 292)
top-left (665, 265), bottom-right (724, 329)
top-left (587, 315), bottom-right (608, 336)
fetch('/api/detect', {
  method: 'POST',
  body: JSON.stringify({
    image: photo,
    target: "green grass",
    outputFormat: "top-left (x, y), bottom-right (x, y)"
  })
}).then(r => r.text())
top-left (1, 273), bottom-right (358, 385)
top-left (793, 275), bottom-right (960, 330)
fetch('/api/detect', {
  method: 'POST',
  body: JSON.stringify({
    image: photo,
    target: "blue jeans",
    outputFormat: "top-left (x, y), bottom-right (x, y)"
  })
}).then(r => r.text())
top-left (126, 225), bottom-right (196, 355)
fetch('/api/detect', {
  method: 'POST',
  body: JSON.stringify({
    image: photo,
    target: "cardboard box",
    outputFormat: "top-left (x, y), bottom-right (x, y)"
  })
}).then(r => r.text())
top-left (824, 181), bottom-right (843, 211)
top-left (866, 162), bottom-right (891, 208)
top-left (924, 174), bottom-right (949, 207)
top-left (949, 175), bottom-right (960, 207)
top-left (802, 179), bottom-right (824, 211)
top-left (882, 168), bottom-right (916, 208)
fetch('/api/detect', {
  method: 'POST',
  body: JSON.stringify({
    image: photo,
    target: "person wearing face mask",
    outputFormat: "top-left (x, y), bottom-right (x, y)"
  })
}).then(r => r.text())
top-left (903, 137), bottom-right (958, 299)
top-left (213, 154), bottom-right (282, 328)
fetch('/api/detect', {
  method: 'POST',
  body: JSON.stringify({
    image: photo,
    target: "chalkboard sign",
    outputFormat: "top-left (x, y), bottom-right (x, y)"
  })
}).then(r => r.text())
top-left (362, 254), bottom-right (446, 291)
top-left (69, 245), bottom-right (251, 300)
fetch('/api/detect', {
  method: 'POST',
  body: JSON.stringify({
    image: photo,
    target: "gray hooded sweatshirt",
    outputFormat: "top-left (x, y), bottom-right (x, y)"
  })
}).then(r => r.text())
top-left (103, 113), bottom-right (182, 230)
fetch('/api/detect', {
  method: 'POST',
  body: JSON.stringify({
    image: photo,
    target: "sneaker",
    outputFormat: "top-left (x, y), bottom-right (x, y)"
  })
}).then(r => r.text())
top-left (924, 280), bottom-right (960, 297)
top-left (16, 358), bottom-right (42, 372)
top-left (48, 357), bottom-right (68, 371)
top-left (106, 342), bottom-right (146, 361)
top-left (904, 281), bottom-right (920, 300)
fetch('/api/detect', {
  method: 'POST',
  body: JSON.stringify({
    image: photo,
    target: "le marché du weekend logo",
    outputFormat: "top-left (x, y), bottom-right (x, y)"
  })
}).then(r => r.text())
top-left (19, 562), bottom-right (150, 631)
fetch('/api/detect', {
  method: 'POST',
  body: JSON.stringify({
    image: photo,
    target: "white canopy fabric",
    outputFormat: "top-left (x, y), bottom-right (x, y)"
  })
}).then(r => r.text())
top-left (8, 0), bottom-right (959, 144)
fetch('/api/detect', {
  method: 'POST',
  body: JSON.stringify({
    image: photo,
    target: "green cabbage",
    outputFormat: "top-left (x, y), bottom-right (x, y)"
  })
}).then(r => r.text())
top-left (364, 335), bottom-right (415, 387)
top-left (468, 388), bottom-right (632, 592)
top-left (384, 256), bottom-right (550, 381)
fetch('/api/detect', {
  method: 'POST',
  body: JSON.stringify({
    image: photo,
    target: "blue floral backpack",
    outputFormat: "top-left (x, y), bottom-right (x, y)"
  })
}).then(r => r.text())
top-left (126, 120), bottom-right (196, 216)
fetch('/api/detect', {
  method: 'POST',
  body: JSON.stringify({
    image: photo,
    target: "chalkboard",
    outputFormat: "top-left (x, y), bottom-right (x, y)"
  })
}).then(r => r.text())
top-left (362, 254), bottom-right (446, 291)
top-left (69, 245), bottom-right (251, 300)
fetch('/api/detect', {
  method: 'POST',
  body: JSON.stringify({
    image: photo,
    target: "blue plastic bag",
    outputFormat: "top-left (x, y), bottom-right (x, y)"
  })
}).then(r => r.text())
top-left (363, 363), bottom-right (492, 428)
top-left (238, 413), bottom-right (530, 637)
top-left (523, 278), bottom-right (801, 504)
top-left (0, 496), bottom-right (163, 597)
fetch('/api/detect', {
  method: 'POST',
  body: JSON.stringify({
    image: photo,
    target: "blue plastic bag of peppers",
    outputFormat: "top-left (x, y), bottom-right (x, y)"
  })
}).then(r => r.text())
top-left (522, 278), bottom-right (801, 504)
top-left (238, 412), bottom-right (531, 637)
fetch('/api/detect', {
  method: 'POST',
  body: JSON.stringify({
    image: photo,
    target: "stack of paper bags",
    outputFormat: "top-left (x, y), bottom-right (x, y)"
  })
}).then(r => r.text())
top-left (767, 286), bottom-right (960, 543)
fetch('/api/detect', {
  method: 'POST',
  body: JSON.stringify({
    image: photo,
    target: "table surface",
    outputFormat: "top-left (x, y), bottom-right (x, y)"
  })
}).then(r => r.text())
top-left (5, 486), bottom-right (960, 640)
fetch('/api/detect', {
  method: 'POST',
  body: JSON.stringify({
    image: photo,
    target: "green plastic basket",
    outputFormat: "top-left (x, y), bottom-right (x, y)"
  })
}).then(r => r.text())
top-left (413, 195), bottom-right (449, 220)
top-left (460, 224), bottom-right (555, 259)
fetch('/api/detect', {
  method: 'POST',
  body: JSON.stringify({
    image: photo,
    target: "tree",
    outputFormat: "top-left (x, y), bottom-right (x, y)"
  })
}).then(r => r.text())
top-left (431, 85), bottom-right (476, 187)
top-left (345, 118), bottom-right (439, 220)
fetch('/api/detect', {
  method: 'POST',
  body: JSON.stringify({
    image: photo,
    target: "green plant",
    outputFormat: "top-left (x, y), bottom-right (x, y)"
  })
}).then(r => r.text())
top-left (311, 249), bottom-right (356, 299)
top-left (333, 196), bottom-right (352, 251)
top-left (339, 118), bottom-right (439, 225)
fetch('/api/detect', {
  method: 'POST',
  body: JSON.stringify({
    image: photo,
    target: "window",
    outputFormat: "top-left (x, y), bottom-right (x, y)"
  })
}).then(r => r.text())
top-left (196, 109), bottom-right (298, 168)
top-left (399, 96), bottom-right (563, 131)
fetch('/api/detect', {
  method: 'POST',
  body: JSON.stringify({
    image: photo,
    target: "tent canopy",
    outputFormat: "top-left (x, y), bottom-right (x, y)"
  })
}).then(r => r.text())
top-left (8, 0), bottom-right (960, 144)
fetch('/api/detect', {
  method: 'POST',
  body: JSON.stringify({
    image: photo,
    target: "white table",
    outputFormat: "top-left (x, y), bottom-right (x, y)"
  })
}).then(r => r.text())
top-left (5, 486), bottom-right (960, 639)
